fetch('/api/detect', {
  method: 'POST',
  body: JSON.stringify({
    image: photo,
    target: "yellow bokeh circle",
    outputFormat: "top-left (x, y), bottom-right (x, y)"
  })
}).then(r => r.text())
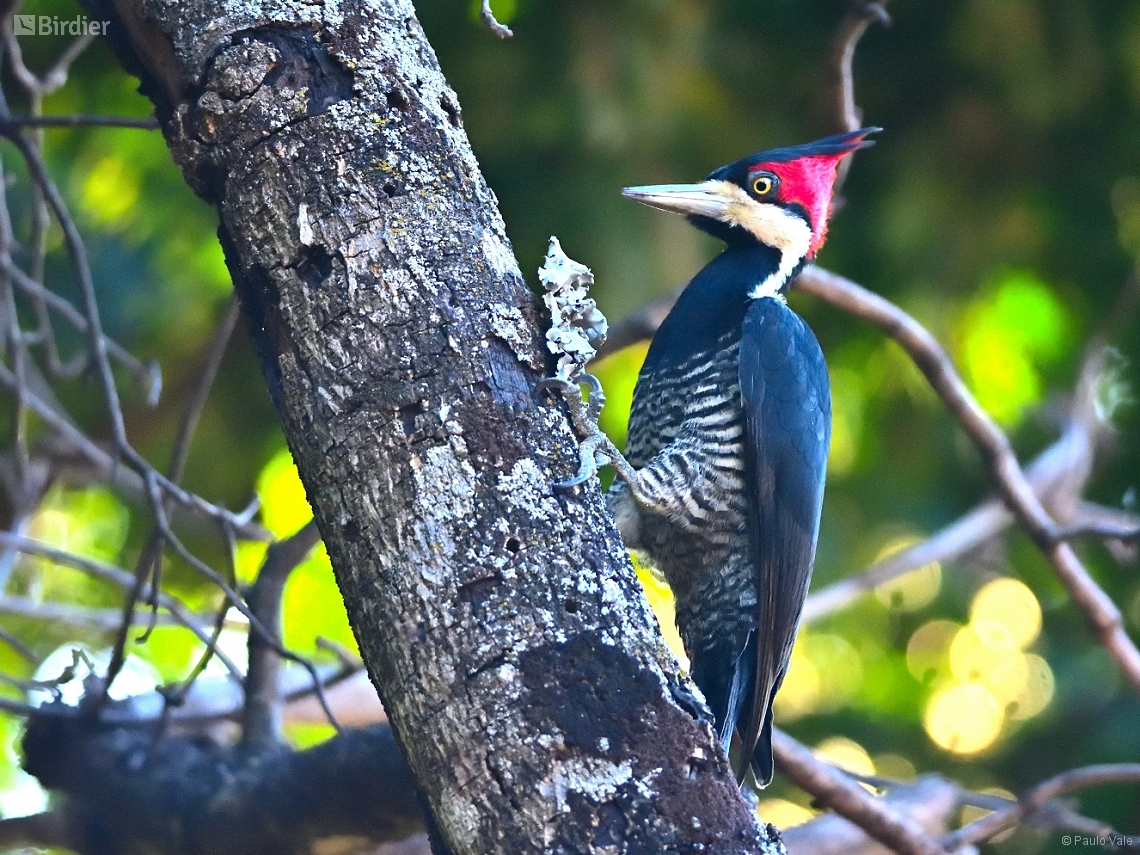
top-left (906, 620), bottom-right (961, 684)
top-left (873, 536), bottom-right (942, 612)
top-left (1007, 653), bottom-right (1055, 720)
top-left (924, 683), bottom-right (1003, 754)
top-left (970, 577), bottom-right (1042, 649)
top-left (758, 798), bottom-right (815, 829)
top-left (949, 620), bottom-right (1018, 684)
top-left (814, 736), bottom-right (875, 776)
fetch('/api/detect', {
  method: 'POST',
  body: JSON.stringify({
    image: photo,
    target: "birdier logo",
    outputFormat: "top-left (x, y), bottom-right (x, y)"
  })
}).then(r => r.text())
top-left (12, 14), bottom-right (109, 36)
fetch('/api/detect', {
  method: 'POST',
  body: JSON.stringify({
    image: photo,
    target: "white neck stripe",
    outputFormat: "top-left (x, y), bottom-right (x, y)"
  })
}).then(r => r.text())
top-left (702, 181), bottom-right (812, 299)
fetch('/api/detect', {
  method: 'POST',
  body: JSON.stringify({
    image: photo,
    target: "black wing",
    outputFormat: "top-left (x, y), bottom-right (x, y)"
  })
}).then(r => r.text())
top-left (736, 296), bottom-right (831, 785)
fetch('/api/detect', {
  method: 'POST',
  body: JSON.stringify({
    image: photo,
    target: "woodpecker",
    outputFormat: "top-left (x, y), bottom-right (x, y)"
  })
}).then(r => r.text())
top-left (604, 128), bottom-right (878, 786)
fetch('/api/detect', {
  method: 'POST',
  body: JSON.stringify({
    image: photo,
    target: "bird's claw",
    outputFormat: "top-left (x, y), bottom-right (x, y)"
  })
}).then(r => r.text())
top-left (537, 371), bottom-right (623, 491)
top-left (552, 433), bottom-right (612, 493)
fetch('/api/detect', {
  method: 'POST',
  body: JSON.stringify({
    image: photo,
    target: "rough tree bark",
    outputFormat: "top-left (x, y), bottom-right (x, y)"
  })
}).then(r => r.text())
top-left (79, 0), bottom-right (783, 852)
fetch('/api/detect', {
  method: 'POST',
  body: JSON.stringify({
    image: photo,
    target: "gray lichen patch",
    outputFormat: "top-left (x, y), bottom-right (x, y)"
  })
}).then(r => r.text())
top-left (411, 445), bottom-right (477, 560)
top-left (489, 304), bottom-right (542, 371)
top-left (496, 459), bottom-right (560, 522)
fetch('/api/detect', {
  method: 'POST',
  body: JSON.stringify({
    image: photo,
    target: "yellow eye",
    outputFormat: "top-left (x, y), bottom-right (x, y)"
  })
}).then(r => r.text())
top-left (752, 174), bottom-right (776, 196)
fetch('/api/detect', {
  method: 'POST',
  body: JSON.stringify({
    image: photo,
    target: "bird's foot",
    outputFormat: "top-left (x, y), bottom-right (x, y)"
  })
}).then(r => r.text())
top-left (536, 373), bottom-right (636, 492)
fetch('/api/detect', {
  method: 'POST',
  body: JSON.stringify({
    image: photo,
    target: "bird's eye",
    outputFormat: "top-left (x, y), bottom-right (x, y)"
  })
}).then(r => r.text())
top-left (751, 173), bottom-right (778, 197)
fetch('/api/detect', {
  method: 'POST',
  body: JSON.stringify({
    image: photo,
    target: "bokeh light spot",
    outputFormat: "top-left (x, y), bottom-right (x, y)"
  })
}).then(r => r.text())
top-left (82, 155), bottom-right (141, 225)
top-left (1006, 653), bottom-right (1055, 720)
top-left (814, 736), bottom-right (875, 777)
top-left (827, 367), bottom-right (864, 476)
top-left (801, 634), bottom-right (863, 713)
top-left (906, 620), bottom-right (961, 684)
top-left (924, 683), bottom-right (1003, 755)
top-left (757, 798), bottom-right (815, 829)
top-left (970, 577), bottom-right (1041, 648)
top-left (959, 787), bottom-right (1017, 841)
top-left (874, 536), bottom-right (942, 612)
top-left (949, 620), bottom-right (1018, 684)
top-left (773, 642), bottom-right (820, 722)
top-left (874, 753), bottom-right (917, 781)
top-left (959, 272), bottom-right (1070, 426)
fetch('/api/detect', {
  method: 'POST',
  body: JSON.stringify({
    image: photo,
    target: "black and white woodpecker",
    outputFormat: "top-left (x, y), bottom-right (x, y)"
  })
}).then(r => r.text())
top-left (587, 129), bottom-right (878, 786)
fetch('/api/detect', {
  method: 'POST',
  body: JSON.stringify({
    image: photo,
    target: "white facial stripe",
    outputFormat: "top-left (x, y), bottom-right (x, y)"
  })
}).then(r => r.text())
top-left (703, 180), bottom-right (812, 298)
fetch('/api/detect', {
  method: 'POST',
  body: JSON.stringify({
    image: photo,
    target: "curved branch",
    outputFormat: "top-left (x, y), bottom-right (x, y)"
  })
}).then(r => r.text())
top-left (941, 764), bottom-right (1140, 850)
top-left (772, 729), bottom-right (947, 855)
top-left (796, 264), bottom-right (1140, 695)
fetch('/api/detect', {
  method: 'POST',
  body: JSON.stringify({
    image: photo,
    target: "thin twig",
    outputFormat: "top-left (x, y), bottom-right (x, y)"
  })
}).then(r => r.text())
top-left (796, 264), bottom-right (1140, 695)
top-left (0, 625), bottom-right (36, 663)
top-left (1, 118), bottom-right (133, 451)
top-left (781, 775), bottom-right (964, 855)
top-left (480, 0), bottom-right (513, 38)
top-left (828, 0), bottom-right (890, 193)
top-left (942, 764), bottom-right (1140, 850)
top-left (0, 530), bottom-right (243, 680)
top-left (803, 418), bottom-right (1089, 622)
top-left (148, 490), bottom-right (341, 732)
top-left (0, 114), bottom-right (158, 130)
top-left (805, 343), bottom-right (1110, 622)
top-left (4, 26), bottom-right (95, 95)
top-left (243, 519), bottom-right (322, 748)
top-left (0, 596), bottom-right (234, 630)
top-left (1054, 520), bottom-right (1140, 544)
top-left (0, 361), bottom-right (257, 534)
top-left (136, 296), bottom-right (240, 639)
top-left (772, 728), bottom-right (949, 855)
top-left (0, 256), bottom-right (160, 396)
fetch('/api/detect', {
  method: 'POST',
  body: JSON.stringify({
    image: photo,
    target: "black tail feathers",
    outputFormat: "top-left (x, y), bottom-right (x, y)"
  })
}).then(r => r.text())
top-left (750, 705), bottom-right (775, 787)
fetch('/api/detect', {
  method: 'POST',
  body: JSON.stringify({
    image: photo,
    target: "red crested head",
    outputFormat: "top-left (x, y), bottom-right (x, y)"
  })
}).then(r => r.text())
top-left (704, 127), bottom-right (879, 257)
top-left (621, 128), bottom-right (879, 288)
top-left (750, 154), bottom-right (846, 257)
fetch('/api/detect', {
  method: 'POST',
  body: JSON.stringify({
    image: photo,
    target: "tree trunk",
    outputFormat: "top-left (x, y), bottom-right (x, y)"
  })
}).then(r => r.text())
top-left (84, 0), bottom-right (782, 852)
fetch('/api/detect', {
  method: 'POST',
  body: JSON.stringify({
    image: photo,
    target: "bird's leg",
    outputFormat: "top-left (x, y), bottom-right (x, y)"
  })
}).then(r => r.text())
top-left (536, 373), bottom-right (640, 492)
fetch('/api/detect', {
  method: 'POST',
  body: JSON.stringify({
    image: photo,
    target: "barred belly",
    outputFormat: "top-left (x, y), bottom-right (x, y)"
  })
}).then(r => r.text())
top-left (608, 335), bottom-right (758, 656)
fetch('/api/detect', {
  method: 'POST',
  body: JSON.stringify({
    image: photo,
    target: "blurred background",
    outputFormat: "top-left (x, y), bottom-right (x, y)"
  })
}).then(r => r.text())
top-left (0, 0), bottom-right (1138, 850)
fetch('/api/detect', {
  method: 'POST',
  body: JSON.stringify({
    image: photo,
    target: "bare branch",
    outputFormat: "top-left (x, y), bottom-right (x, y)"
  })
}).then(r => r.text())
top-left (0, 114), bottom-right (159, 129)
top-left (0, 361), bottom-right (260, 533)
top-left (1054, 519), bottom-right (1140, 544)
top-left (772, 729), bottom-right (949, 855)
top-left (796, 264), bottom-right (1140, 695)
top-left (0, 810), bottom-right (78, 852)
top-left (828, 1), bottom-right (890, 193)
top-left (168, 296), bottom-right (241, 484)
top-left (3, 24), bottom-right (96, 96)
top-left (828, 2), bottom-right (891, 135)
top-left (805, 343), bottom-right (1110, 622)
top-left (941, 764), bottom-right (1140, 850)
top-left (480, 0), bottom-right (513, 38)
top-left (0, 595), bottom-right (231, 630)
top-left (0, 624), bottom-right (36, 663)
top-left (0, 530), bottom-right (244, 680)
top-left (243, 518), bottom-right (322, 748)
top-left (782, 775), bottom-right (966, 855)
top-left (0, 256), bottom-right (160, 395)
